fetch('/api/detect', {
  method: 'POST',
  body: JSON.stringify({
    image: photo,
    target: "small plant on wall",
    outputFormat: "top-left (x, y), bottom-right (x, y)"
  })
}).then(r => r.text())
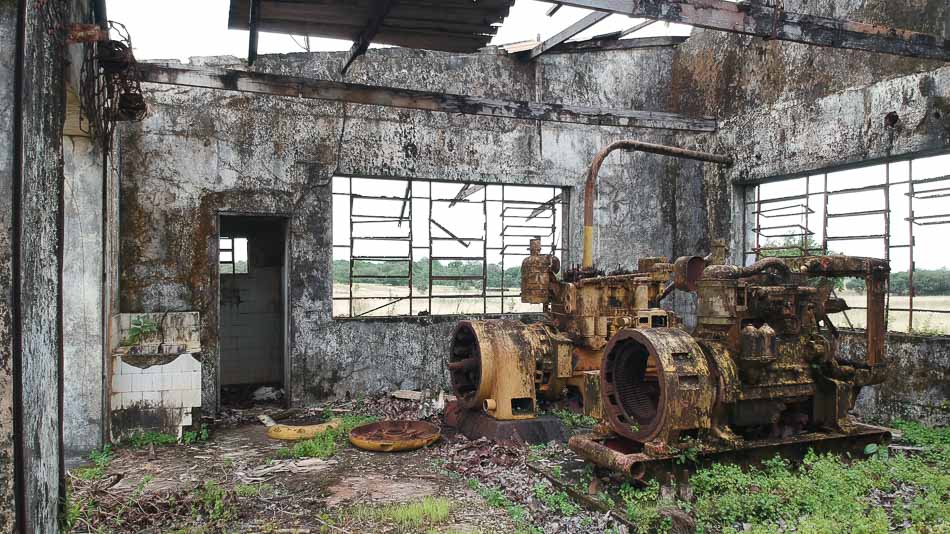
top-left (122, 316), bottom-right (159, 346)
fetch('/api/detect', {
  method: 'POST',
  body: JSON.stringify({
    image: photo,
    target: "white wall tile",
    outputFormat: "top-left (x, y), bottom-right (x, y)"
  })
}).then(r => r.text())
top-left (112, 374), bottom-right (132, 394)
top-left (131, 374), bottom-right (153, 392)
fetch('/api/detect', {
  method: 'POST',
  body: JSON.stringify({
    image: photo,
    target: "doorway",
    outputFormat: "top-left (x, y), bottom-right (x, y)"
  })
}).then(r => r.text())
top-left (218, 215), bottom-right (288, 407)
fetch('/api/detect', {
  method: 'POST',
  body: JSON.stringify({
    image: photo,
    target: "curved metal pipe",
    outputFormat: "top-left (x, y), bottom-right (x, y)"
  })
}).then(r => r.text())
top-left (582, 140), bottom-right (733, 268)
top-left (702, 257), bottom-right (792, 281)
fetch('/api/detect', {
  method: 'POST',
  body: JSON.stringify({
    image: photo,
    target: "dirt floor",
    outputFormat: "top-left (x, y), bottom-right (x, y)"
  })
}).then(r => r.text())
top-left (66, 398), bottom-right (624, 533)
top-left (65, 396), bottom-right (950, 533)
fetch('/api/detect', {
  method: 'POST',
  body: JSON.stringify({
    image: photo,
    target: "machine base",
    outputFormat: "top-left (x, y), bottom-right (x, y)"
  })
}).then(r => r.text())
top-left (569, 423), bottom-right (891, 480)
top-left (457, 410), bottom-right (567, 444)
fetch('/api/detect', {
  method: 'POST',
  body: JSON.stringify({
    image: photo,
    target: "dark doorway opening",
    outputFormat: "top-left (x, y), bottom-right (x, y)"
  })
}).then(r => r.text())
top-left (218, 215), bottom-right (288, 408)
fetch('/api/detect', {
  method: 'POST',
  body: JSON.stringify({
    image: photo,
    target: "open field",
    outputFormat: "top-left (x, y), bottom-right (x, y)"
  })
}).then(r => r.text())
top-left (333, 283), bottom-right (541, 317)
top-left (831, 293), bottom-right (950, 335)
top-left (331, 285), bottom-right (950, 333)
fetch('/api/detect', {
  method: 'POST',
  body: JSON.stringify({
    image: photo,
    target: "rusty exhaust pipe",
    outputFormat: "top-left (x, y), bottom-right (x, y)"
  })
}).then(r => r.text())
top-left (582, 141), bottom-right (733, 268)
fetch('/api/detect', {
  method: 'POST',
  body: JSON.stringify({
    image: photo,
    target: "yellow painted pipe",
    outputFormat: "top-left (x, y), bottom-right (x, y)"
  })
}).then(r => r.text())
top-left (582, 226), bottom-right (594, 268)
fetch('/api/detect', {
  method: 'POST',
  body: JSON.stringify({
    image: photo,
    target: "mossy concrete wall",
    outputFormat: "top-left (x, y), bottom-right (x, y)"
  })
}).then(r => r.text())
top-left (118, 44), bottom-right (710, 411)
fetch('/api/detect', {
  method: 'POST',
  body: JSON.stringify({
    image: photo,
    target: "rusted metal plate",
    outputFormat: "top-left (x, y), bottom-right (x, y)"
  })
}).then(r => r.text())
top-left (349, 420), bottom-right (441, 452)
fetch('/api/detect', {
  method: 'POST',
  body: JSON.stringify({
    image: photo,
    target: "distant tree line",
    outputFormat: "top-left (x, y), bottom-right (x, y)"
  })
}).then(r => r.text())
top-left (846, 269), bottom-right (950, 296)
top-left (333, 259), bottom-right (522, 291)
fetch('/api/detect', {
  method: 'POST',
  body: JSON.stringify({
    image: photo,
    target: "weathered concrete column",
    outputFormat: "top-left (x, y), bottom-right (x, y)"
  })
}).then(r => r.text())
top-left (1, 0), bottom-right (77, 531)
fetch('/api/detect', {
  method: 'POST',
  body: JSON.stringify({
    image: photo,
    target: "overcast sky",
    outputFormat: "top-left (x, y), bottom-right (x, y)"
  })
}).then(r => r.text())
top-left (106, 0), bottom-right (691, 61)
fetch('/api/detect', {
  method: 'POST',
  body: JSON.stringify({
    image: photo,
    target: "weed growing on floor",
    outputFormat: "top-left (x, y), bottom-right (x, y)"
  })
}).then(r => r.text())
top-left (467, 479), bottom-right (541, 534)
top-left (191, 481), bottom-right (234, 523)
top-left (72, 444), bottom-right (114, 480)
top-left (349, 497), bottom-right (452, 530)
top-left (276, 415), bottom-right (378, 459)
top-left (526, 441), bottom-right (555, 462)
top-left (615, 421), bottom-right (950, 533)
top-left (549, 409), bottom-right (598, 429)
top-left (619, 479), bottom-right (670, 533)
top-left (123, 430), bottom-right (177, 449)
top-left (531, 481), bottom-right (580, 516)
top-left (182, 424), bottom-right (210, 445)
top-left (234, 483), bottom-right (273, 498)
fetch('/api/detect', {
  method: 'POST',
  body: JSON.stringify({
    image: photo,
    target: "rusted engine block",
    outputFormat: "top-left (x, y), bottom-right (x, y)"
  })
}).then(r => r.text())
top-left (449, 239), bottom-right (682, 421)
top-left (572, 254), bottom-right (891, 474)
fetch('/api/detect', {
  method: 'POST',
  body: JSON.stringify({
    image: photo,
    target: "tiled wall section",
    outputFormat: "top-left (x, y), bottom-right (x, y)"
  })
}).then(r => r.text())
top-left (110, 312), bottom-right (202, 439)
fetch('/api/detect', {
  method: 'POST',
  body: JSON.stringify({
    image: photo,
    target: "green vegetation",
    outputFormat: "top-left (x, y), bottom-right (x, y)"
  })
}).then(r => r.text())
top-left (526, 442), bottom-right (555, 463)
top-left (889, 269), bottom-right (950, 297)
top-left (350, 497), bottom-right (453, 530)
top-left (845, 269), bottom-right (950, 298)
top-left (333, 258), bottom-right (522, 291)
top-left (191, 481), bottom-right (234, 523)
top-left (616, 421), bottom-right (950, 533)
top-left (72, 445), bottom-right (114, 481)
top-left (620, 479), bottom-right (672, 533)
top-left (467, 479), bottom-right (541, 534)
top-left (276, 415), bottom-right (377, 459)
top-left (233, 483), bottom-right (273, 498)
top-left (122, 316), bottom-right (160, 346)
top-left (182, 424), bottom-right (210, 445)
top-left (531, 481), bottom-right (580, 516)
top-left (550, 409), bottom-right (598, 429)
top-left (122, 430), bottom-right (178, 448)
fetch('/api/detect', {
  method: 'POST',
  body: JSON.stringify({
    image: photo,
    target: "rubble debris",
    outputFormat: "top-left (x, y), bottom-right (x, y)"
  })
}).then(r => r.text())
top-left (252, 386), bottom-right (284, 402)
top-left (237, 458), bottom-right (337, 483)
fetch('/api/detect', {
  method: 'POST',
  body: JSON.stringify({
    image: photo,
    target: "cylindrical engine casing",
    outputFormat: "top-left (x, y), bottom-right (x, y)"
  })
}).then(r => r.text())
top-left (601, 328), bottom-right (715, 446)
top-left (449, 320), bottom-right (554, 420)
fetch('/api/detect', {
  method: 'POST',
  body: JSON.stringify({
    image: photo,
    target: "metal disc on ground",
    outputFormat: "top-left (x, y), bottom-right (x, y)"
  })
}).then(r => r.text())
top-left (349, 420), bottom-right (440, 452)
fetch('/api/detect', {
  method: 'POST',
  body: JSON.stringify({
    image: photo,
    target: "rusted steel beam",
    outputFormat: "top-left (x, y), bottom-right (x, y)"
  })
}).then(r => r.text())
top-left (529, 11), bottom-right (611, 59)
top-left (137, 63), bottom-right (718, 132)
top-left (341, 0), bottom-right (396, 76)
top-left (247, 0), bottom-right (261, 66)
top-left (538, 0), bottom-right (950, 60)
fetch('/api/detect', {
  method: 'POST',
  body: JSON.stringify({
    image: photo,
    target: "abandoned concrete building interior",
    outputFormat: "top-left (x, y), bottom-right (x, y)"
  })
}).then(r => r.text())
top-left (2, 0), bottom-right (950, 532)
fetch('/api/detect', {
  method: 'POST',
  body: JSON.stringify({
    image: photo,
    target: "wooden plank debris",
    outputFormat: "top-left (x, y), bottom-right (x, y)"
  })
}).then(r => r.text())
top-left (529, 11), bottom-right (612, 59)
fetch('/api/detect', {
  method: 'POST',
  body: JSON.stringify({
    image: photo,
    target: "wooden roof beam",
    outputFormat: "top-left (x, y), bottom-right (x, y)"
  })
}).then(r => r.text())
top-left (537, 0), bottom-right (950, 61)
top-left (137, 63), bottom-right (718, 132)
top-left (529, 11), bottom-right (611, 59)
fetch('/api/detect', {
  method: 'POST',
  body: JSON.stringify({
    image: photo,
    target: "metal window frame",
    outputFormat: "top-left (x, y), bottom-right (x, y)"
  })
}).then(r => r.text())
top-left (743, 154), bottom-right (950, 334)
top-left (332, 175), bottom-right (567, 319)
top-left (219, 236), bottom-right (250, 275)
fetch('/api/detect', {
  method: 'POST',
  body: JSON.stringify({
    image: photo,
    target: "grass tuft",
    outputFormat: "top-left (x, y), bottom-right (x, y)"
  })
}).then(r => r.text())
top-left (350, 497), bottom-right (452, 529)
top-left (276, 415), bottom-right (377, 459)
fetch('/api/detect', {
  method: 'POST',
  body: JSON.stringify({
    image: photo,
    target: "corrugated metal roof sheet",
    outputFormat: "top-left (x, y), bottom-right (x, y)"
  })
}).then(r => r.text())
top-left (228, 0), bottom-right (515, 53)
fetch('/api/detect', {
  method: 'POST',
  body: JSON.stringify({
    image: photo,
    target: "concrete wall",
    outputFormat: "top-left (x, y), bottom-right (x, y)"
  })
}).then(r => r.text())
top-left (0, 3), bottom-right (18, 530)
top-left (63, 135), bottom-right (105, 461)
top-left (841, 331), bottom-right (950, 426)
top-left (1, 0), bottom-right (99, 530)
top-left (118, 44), bottom-right (708, 411)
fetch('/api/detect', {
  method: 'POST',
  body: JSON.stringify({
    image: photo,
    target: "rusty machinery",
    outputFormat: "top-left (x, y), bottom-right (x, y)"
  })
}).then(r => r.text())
top-left (570, 254), bottom-right (892, 477)
top-left (448, 142), bottom-right (734, 434)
